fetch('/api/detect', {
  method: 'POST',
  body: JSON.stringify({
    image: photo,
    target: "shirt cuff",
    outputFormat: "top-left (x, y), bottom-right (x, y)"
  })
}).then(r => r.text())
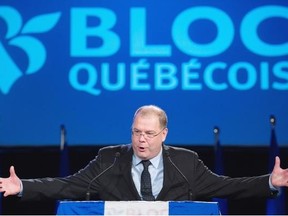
top-left (269, 174), bottom-right (279, 191)
top-left (17, 180), bottom-right (23, 197)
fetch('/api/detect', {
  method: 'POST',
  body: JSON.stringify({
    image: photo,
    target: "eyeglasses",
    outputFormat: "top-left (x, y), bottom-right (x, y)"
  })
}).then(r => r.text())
top-left (132, 128), bottom-right (166, 139)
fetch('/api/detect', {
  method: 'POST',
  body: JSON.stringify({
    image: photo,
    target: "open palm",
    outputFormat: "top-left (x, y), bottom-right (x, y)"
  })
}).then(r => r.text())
top-left (271, 156), bottom-right (288, 188)
top-left (0, 166), bottom-right (21, 197)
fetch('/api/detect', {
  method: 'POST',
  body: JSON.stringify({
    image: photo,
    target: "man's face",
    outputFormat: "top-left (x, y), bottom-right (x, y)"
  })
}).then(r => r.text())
top-left (131, 114), bottom-right (168, 160)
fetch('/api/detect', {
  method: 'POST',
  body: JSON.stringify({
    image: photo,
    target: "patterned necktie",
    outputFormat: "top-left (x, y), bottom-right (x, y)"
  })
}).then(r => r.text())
top-left (141, 160), bottom-right (155, 201)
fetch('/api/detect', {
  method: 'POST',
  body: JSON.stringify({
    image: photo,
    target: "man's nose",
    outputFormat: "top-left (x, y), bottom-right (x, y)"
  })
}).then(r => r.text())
top-left (139, 133), bottom-right (146, 141)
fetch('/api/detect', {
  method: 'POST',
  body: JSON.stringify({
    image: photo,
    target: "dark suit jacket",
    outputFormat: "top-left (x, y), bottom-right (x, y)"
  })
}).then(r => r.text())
top-left (21, 144), bottom-right (277, 201)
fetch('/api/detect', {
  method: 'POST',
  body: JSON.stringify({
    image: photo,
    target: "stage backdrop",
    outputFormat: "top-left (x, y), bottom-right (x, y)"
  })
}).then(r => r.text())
top-left (0, 0), bottom-right (287, 146)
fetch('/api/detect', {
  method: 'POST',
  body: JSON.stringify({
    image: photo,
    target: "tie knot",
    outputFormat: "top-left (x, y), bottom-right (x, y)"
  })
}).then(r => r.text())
top-left (141, 160), bottom-right (151, 169)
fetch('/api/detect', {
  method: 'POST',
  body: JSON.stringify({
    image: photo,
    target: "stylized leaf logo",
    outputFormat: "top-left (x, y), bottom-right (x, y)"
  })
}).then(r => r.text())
top-left (0, 6), bottom-right (22, 39)
top-left (9, 36), bottom-right (46, 74)
top-left (22, 13), bottom-right (61, 34)
top-left (0, 6), bottom-right (61, 94)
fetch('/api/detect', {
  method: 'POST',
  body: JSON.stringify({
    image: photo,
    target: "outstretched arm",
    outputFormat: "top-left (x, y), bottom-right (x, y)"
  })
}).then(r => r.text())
top-left (271, 156), bottom-right (288, 188)
top-left (0, 166), bottom-right (22, 197)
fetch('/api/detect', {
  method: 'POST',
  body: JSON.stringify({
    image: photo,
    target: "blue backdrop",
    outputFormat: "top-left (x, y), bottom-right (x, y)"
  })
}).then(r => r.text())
top-left (1, 0), bottom-right (287, 146)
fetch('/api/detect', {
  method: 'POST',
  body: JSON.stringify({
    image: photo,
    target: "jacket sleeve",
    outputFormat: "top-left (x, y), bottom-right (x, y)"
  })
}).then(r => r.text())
top-left (20, 147), bottom-right (117, 201)
top-left (190, 152), bottom-right (278, 200)
top-left (21, 157), bottom-right (98, 201)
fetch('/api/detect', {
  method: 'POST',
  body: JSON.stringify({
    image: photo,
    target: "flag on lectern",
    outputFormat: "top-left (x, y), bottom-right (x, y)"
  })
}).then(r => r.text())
top-left (212, 126), bottom-right (228, 215)
top-left (57, 201), bottom-right (221, 215)
top-left (60, 124), bottom-right (70, 177)
top-left (266, 115), bottom-right (286, 215)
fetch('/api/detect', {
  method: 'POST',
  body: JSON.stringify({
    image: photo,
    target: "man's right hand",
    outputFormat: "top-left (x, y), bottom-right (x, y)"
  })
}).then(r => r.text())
top-left (0, 166), bottom-right (22, 197)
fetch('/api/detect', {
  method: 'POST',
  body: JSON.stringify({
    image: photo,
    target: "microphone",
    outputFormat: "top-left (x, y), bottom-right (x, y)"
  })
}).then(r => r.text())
top-left (165, 150), bottom-right (193, 200)
top-left (60, 124), bottom-right (66, 151)
top-left (86, 152), bottom-right (120, 201)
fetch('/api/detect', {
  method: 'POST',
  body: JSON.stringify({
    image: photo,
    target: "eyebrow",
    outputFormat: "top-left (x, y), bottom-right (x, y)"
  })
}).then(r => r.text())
top-left (133, 128), bottom-right (157, 133)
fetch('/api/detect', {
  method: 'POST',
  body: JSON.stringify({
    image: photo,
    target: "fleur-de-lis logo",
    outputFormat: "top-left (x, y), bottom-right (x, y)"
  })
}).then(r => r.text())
top-left (0, 6), bottom-right (61, 94)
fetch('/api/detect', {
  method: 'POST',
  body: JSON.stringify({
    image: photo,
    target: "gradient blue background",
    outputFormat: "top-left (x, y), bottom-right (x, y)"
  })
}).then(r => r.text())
top-left (0, 0), bottom-right (287, 146)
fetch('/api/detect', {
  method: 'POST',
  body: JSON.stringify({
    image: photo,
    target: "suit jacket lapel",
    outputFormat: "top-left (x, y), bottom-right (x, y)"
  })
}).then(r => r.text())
top-left (118, 144), bottom-right (141, 200)
top-left (156, 145), bottom-right (175, 200)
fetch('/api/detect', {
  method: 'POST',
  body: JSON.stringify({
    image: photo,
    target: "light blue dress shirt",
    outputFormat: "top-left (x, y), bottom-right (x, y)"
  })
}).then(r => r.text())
top-left (131, 149), bottom-right (164, 200)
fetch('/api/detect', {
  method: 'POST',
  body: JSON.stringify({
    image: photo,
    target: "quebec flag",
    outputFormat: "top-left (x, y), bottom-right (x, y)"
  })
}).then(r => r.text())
top-left (57, 201), bottom-right (221, 215)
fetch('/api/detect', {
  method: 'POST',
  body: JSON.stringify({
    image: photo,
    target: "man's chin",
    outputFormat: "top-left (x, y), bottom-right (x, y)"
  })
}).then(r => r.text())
top-left (136, 151), bottom-right (149, 160)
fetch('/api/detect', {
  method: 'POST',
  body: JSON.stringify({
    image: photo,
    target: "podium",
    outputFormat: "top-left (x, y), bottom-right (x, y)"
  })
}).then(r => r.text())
top-left (56, 200), bottom-right (221, 215)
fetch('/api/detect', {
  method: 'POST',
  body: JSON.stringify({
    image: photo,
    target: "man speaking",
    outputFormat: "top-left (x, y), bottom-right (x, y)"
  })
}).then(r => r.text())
top-left (0, 105), bottom-right (288, 202)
